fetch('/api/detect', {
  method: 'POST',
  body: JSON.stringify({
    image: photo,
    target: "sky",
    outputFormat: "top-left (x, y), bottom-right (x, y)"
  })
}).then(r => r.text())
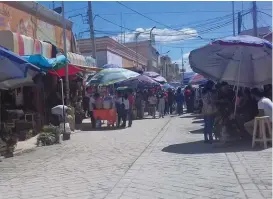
top-left (41, 1), bottom-right (272, 71)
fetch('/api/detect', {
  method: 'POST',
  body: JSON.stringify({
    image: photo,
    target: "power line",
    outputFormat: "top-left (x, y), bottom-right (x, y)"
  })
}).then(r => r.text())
top-left (116, 1), bottom-right (198, 37)
top-left (93, 8), bottom-right (271, 16)
top-left (258, 10), bottom-right (272, 18)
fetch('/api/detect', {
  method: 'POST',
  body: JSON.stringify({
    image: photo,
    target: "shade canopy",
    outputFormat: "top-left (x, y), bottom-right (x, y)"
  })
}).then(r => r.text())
top-left (189, 35), bottom-right (272, 88)
top-left (87, 68), bottom-right (140, 86)
top-left (116, 74), bottom-right (160, 89)
top-left (0, 46), bottom-right (43, 89)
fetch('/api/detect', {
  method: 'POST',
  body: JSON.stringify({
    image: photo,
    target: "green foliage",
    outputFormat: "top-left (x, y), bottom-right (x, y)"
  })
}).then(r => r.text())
top-left (36, 125), bottom-right (61, 146)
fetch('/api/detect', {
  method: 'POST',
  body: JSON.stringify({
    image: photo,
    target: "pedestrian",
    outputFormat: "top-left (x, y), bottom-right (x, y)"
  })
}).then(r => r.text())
top-left (168, 88), bottom-right (174, 114)
top-left (135, 90), bottom-right (143, 119)
top-left (148, 93), bottom-right (157, 118)
top-left (128, 89), bottom-right (135, 127)
top-left (164, 91), bottom-right (169, 115)
top-left (202, 80), bottom-right (216, 143)
top-left (184, 85), bottom-right (195, 113)
top-left (116, 92), bottom-right (129, 128)
top-left (175, 87), bottom-right (184, 115)
top-left (157, 91), bottom-right (165, 118)
top-left (89, 93), bottom-right (96, 128)
top-left (244, 88), bottom-right (273, 136)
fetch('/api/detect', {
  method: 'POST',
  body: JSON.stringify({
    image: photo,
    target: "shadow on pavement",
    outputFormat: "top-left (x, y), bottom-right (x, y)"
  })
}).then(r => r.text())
top-left (162, 140), bottom-right (267, 154)
top-left (192, 120), bottom-right (204, 124)
top-left (189, 128), bottom-right (204, 134)
top-left (180, 115), bottom-right (203, 120)
top-left (79, 123), bottom-right (122, 131)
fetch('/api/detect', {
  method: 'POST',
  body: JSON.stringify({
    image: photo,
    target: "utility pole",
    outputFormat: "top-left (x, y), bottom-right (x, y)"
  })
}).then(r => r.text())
top-left (61, 1), bottom-right (69, 105)
top-left (181, 48), bottom-right (184, 86)
top-left (135, 32), bottom-right (141, 70)
top-left (232, 1), bottom-right (235, 36)
top-left (252, 1), bottom-right (258, 37)
top-left (120, 13), bottom-right (123, 43)
top-left (238, 12), bottom-right (242, 35)
top-left (88, 1), bottom-right (96, 62)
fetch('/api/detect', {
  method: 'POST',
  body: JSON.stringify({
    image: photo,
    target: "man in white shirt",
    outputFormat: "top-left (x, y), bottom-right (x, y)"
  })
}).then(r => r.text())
top-left (244, 88), bottom-right (272, 135)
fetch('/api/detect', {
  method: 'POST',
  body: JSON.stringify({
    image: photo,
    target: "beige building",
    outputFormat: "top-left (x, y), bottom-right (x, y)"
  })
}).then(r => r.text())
top-left (124, 40), bottom-right (160, 73)
top-left (158, 55), bottom-right (179, 82)
top-left (77, 37), bottom-right (148, 71)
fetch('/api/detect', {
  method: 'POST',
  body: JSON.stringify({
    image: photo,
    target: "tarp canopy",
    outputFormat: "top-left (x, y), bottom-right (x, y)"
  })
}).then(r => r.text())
top-left (0, 46), bottom-right (44, 89)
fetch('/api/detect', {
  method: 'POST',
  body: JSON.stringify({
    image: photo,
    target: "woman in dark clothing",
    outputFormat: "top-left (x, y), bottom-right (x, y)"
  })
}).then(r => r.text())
top-left (184, 85), bottom-right (195, 113)
top-left (175, 87), bottom-right (184, 115)
top-left (168, 89), bottom-right (174, 114)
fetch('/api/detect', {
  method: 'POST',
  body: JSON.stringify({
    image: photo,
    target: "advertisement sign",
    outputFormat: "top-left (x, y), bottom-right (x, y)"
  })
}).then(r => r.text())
top-left (0, 3), bottom-right (72, 51)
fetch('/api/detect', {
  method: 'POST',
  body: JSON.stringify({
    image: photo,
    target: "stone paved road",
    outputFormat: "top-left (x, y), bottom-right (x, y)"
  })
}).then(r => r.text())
top-left (0, 114), bottom-right (271, 199)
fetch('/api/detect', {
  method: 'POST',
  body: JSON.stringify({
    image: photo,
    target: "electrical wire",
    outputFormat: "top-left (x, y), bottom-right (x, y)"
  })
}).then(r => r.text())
top-left (116, 1), bottom-right (200, 37)
top-left (258, 10), bottom-right (272, 18)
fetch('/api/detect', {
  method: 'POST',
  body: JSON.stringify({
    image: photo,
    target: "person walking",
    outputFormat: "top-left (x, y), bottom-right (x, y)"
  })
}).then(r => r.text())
top-left (168, 89), bottom-right (174, 114)
top-left (202, 81), bottom-right (216, 143)
top-left (88, 93), bottom-right (96, 128)
top-left (175, 87), bottom-right (184, 115)
top-left (128, 89), bottom-right (135, 127)
top-left (148, 93), bottom-right (158, 118)
top-left (116, 92), bottom-right (129, 128)
top-left (158, 91), bottom-right (165, 118)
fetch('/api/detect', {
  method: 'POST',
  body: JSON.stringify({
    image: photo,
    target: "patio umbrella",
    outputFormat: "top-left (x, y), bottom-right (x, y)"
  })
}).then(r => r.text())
top-left (0, 46), bottom-right (44, 90)
top-left (116, 74), bottom-right (160, 89)
top-left (0, 46), bottom-right (42, 83)
top-left (162, 83), bottom-right (174, 90)
top-left (143, 71), bottom-right (160, 78)
top-left (153, 76), bottom-right (167, 84)
top-left (143, 71), bottom-right (167, 83)
top-left (189, 35), bottom-right (272, 88)
top-left (189, 73), bottom-right (207, 85)
top-left (182, 71), bottom-right (195, 86)
top-left (102, 64), bottom-right (122, 69)
top-left (86, 68), bottom-right (140, 86)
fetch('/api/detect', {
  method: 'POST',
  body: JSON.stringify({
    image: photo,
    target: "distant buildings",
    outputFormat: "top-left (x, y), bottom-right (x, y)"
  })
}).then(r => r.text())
top-left (77, 37), bottom-right (148, 71)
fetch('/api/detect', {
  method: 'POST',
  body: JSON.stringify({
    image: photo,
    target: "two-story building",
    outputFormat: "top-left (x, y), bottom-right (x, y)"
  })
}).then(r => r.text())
top-left (77, 36), bottom-right (148, 71)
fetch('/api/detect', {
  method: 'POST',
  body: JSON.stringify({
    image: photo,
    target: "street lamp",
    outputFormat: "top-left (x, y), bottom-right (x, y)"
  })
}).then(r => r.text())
top-left (150, 26), bottom-right (156, 45)
top-left (135, 32), bottom-right (142, 69)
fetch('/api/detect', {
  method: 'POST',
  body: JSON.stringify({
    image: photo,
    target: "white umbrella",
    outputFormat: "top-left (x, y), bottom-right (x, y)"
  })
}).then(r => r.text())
top-left (189, 35), bottom-right (272, 88)
top-left (51, 105), bottom-right (69, 116)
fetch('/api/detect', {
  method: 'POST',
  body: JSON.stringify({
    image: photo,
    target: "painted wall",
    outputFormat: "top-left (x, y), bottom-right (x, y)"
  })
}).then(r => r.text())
top-left (0, 2), bottom-right (72, 52)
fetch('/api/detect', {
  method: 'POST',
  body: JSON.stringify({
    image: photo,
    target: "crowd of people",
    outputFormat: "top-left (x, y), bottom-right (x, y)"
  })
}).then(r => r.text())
top-left (83, 85), bottom-right (197, 129)
top-left (201, 80), bottom-right (272, 144)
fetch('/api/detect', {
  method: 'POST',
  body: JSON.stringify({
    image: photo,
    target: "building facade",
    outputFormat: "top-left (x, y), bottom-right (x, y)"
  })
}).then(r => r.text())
top-left (77, 37), bottom-right (148, 71)
top-left (158, 55), bottom-right (179, 82)
top-left (124, 40), bottom-right (160, 73)
top-left (0, 2), bottom-right (77, 53)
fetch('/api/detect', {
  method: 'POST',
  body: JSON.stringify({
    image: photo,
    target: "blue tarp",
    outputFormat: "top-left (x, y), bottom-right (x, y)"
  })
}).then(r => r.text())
top-left (22, 54), bottom-right (69, 70)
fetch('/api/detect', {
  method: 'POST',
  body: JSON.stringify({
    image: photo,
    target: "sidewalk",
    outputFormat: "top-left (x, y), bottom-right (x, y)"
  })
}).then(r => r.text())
top-left (13, 134), bottom-right (38, 156)
top-left (106, 114), bottom-right (272, 199)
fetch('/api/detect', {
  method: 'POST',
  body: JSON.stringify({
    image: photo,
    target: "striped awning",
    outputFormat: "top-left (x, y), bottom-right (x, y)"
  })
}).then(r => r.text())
top-left (67, 52), bottom-right (99, 71)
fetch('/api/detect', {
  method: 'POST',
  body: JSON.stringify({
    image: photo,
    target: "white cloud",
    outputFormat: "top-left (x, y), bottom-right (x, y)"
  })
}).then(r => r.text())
top-left (112, 27), bottom-right (198, 44)
top-left (173, 52), bottom-right (192, 72)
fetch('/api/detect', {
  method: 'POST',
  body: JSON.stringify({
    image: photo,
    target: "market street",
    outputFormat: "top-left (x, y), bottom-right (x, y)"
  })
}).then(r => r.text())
top-left (0, 114), bottom-right (271, 199)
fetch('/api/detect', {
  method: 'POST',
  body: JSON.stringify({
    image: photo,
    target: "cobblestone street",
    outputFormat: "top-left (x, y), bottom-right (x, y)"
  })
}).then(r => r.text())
top-left (0, 114), bottom-right (271, 199)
